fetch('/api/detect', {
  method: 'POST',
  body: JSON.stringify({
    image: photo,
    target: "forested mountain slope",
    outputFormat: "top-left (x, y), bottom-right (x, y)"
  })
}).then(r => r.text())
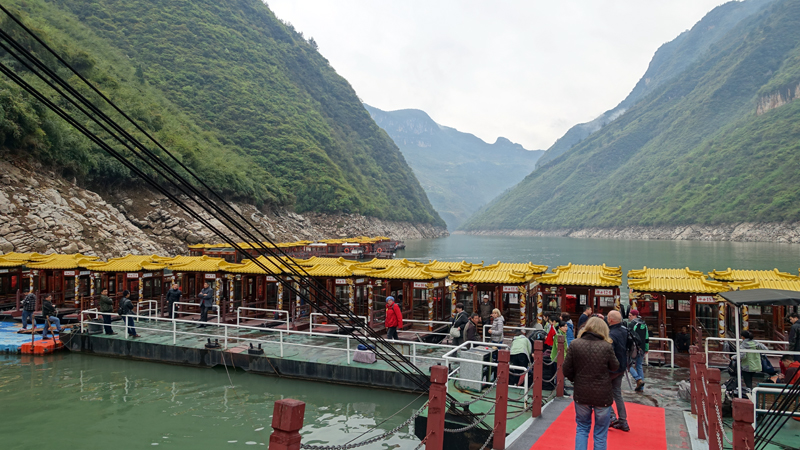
top-left (365, 105), bottom-right (542, 229)
top-left (535, 0), bottom-right (777, 169)
top-left (0, 0), bottom-right (443, 226)
top-left (463, 0), bottom-right (800, 231)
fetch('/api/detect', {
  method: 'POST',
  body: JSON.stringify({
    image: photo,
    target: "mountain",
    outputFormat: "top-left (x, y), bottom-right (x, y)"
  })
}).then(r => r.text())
top-left (0, 0), bottom-right (443, 227)
top-left (463, 0), bottom-right (800, 232)
top-left (365, 105), bottom-right (543, 229)
top-left (535, 0), bottom-right (778, 169)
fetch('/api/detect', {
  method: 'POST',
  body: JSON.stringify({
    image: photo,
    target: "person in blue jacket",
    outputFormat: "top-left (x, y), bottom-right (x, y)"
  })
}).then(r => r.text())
top-left (561, 312), bottom-right (575, 345)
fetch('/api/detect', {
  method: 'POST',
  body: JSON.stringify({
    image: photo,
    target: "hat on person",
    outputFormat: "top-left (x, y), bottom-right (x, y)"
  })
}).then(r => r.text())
top-left (630, 309), bottom-right (640, 317)
top-left (483, 295), bottom-right (489, 299)
top-left (386, 296), bottom-right (395, 302)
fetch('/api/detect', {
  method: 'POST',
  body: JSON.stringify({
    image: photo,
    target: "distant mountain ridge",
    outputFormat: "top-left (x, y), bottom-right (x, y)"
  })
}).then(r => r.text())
top-left (535, 0), bottom-right (778, 169)
top-left (365, 105), bottom-right (543, 229)
top-left (463, 0), bottom-right (800, 232)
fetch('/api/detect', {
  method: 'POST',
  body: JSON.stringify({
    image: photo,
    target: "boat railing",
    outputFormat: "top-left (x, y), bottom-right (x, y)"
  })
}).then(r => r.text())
top-left (171, 301), bottom-right (220, 323)
top-left (78, 309), bottom-right (456, 368)
top-left (236, 306), bottom-right (289, 328)
top-left (481, 324), bottom-right (543, 345)
top-left (136, 299), bottom-right (158, 320)
top-left (309, 312), bottom-right (368, 334)
top-left (645, 337), bottom-right (675, 368)
top-left (704, 337), bottom-right (800, 366)
top-left (402, 319), bottom-right (451, 339)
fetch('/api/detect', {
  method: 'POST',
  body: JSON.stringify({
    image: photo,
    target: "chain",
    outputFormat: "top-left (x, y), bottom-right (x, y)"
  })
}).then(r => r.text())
top-left (300, 400), bottom-right (429, 450)
top-left (701, 374), bottom-right (709, 397)
top-left (453, 379), bottom-right (499, 406)
top-left (478, 429), bottom-right (495, 450)
top-left (507, 401), bottom-right (535, 420)
top-left (413, 432), bottom-right (430, 450)
top-left (714, 401), bottom-right (733, 445)
top-left (444, 403), bottom-right (496, 433)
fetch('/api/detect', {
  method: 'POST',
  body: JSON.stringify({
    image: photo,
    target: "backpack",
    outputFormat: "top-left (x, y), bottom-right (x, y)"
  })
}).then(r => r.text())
top-left (627, 321), bottom-right (648, 358)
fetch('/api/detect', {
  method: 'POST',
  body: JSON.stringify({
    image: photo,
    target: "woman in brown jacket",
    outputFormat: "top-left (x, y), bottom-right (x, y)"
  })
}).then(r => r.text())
top-left (562, 317), bottom-right (619, 450)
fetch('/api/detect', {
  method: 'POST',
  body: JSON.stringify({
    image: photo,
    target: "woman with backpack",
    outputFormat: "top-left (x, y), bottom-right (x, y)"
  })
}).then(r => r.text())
top-left (739, 331), bottom-right (762, 389)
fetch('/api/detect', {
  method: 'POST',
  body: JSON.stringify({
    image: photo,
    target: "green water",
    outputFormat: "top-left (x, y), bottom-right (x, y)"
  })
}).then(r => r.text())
top-left (0, 353), bottom-right (424, 449)
top-left (398, 234), bottom-right (800, 275)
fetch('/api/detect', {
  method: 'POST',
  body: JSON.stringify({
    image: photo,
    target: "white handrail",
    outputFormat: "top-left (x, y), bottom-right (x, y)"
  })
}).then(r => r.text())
top-left (441, 341), bottom-right (529, 395)
top-left (704, 337), bottom-right (800, 366)
top-left (171, 301), bottom-right (220, 323)
top-left (482, 324), bottom-right (541, 343)
top-left (309, 313), bottom-right (368, 334)
top-left (236, 307), bottom-right (289, 329)
top-left (645, 337), bottom-right (675, 369)
top-left (751, 387), bottom-right (800, 427)
top-left (136, 300), bottom-right (158, 320)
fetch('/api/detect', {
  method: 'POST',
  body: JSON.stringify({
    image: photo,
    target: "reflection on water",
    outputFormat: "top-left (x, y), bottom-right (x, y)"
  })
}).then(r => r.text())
top-left (0, 353), bottom-right (423, 449)
top-left (400, 235), bottom-right (800, 275)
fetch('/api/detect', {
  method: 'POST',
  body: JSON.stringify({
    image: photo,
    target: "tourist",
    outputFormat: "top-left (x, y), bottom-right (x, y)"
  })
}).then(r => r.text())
top-left (550, 321), bottom-right (569, 367)
top-left (464, 313), bottom-right (481, 342)
top-left (120, 290), bottom-right (139, 338)
top-left (41, 295), bottom-right (62, 337)
top-left (98, 288), bottom-right (116, 335)
top-left (577, 305), bottom-right (592, 331)
top-left (509, 328), bottom-right (532, 385)
top-left (479, 294), bottom-right (494, 327)
top-left (561, 312), bottom-right (575, 345)
top-left (627, 309), bottom-right (649, 392)
top-left (788, 312), bottom-right (800, 361)
top-left (563, 317), bottom-right (619, 450)
top-left (675, 326), bottom-right (691, 353)
top-left (384, 296), bottom-right (403, 340)
top-left (607, 310), bottom-right (630, 432)
top-left (489, 308), bottom-right (505, 344)
top-left (739, 331), bottom-right (763, 389)
top-left (165, 283), bottom-right (182, 319)
top-left (20, 288), bottom-right (36, 331)
top-left (779, 354), bottom-right (800, 384)
top-left (197, 282), bottom-right (214, 328)
top-left (544, 314), bottom-right (559, 349)
top-left (451, 303), bottom-right (469, 346)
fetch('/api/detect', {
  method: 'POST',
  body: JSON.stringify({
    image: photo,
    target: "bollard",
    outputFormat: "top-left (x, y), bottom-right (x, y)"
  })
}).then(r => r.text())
top-left (696, 353), bottom-right (707, 440)
top-left (268, 399), bottom-right (305, 450)
top-left (556, 334), bottom-right (565, 397)
top-left (532, 340), bottom-right (543, 418)
top-left (494, 349), bottom-right (510, 450)
top-left (689, 345), bottom-right (698, 415)
top-left (731, 398), bottom-right (754, 450)
top-left (427, 365), bottom-right (448, 450)
top-left (705, 368), bottom-right (722, 450)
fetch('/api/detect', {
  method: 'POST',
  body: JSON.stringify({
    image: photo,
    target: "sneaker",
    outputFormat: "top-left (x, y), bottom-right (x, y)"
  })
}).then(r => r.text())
top-left (609, 419), bottom-right (619, 429)
top-left (635, 379), bottom-right (644, 392)
top-left (612, 421), bottom-right (630, 432)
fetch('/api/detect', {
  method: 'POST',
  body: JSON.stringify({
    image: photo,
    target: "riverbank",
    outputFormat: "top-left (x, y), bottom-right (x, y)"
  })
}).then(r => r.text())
top-left (0, 160), bottom-right (447, 259)
top-left (458, 222), bottom-right (800, 244)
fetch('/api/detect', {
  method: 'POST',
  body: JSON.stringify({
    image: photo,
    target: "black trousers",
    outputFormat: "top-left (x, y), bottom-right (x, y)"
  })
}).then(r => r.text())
top-left (200, 305), bottom-right (209, 323)
top-left (387, 327), bottom-right (398, 340)
top-left (742, 371), bottom-right (755, 389)
top-left (102, 314), bottom-right (113, 334)
top-left (168, 301), bottom-right (175, 319)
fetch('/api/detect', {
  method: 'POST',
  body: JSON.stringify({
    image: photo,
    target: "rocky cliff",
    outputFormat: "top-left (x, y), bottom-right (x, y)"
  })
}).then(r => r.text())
top-left (0, 161), bottom-right (446, 259)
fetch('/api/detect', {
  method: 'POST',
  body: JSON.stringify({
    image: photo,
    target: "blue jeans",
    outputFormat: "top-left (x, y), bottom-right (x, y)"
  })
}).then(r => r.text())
top-left (574, 402), bottom-right (611, 450)
top-left (629, 353), bottom-right (644, 381)
top-left (43, 316), bottom-right (61, 335)
top-left (126, 316), bottom-right (137, 336)
top-left (21, 310), bottom-right (35, 329)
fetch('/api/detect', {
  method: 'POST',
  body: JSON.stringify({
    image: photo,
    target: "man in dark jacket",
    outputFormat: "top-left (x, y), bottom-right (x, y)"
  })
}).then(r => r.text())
top-left (165, 283), bottom-right (182, 319)
top-left (479, 295), bottom-right (494, 327)
top-left (577, 305), bottom-right (592, 331)
top-left (451, 303), bottom-right (469, 346)
top-left (675, 326), bottom-right (691, 353)
top-left (197, 282), bottom-right (214, 327)
top-left (98, 288), bottom-right (116, 335)
top-left (607, 310), bottom-right (630, 432)
top-left (41, 295), bottom-right (61, 337)
top-left (464, 313), bottom-right (481, 342)
top-left (20, 288), bottom-right (36, 330)
top-left (120, 290), bottom-right (139, 338)
top-left (789, 313), bottom-right (800, 361)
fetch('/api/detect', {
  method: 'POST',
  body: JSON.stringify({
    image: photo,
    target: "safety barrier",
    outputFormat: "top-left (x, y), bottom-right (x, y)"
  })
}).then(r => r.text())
top-left (751, 386), bottom-right (800, 427)
top-left (79, 309), bottom-right (455, 366)
top-left (481, 324), bottom-right (542, 345)
top-left (136, 300), bottom-right (158, 320)
top-left (309, 312), bottom-right (368, 334)
top-left (402, 319), bottom-right (452, 340)
top-left (703, 337), bottom-right (799, 367)
top-left (689, 345), bottom-right (753, 450)
top-left (644, 337), bottom-right (675, 368)
top-left (236, 307), bottom-right (289, 329)
top-left (171, 301), bottom-right (220, 323)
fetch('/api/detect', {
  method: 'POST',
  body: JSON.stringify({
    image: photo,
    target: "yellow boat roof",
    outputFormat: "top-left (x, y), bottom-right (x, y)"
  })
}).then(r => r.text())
top-left (450, 269), bottom-right (536, 284)
top-left (628, 276), bottom-right (728, 294)
top-left (727, 279), bottom-right (800, 292)
top-left (627, 267), bottom-right (706, 279)
top-left (708, 268), bottom-right (799, 282)
top-left (538, 271), bottom-right (621, 287)
top-left (83, 254), bottom-right (166, 272)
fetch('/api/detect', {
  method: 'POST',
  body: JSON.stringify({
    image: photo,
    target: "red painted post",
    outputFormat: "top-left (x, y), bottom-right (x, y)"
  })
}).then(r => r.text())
top-left (556, 334), bottom-right (565, 397)
top-left (532, 340), bottom-right (543, 418)
top-left (731, 398), bottom-right (755, 450)
top-left (494, 349), bottom-right (510, 450)
top-left (268, 399), bottom-right (305, 450)
top-left (697, 353), bottom-right (707, 440)
top-left (705, 368), bottom-right (722, 450)
top-left (689, 345), bottom-right (698, 415)
top-left (427, 365), bottom-right (448, 450)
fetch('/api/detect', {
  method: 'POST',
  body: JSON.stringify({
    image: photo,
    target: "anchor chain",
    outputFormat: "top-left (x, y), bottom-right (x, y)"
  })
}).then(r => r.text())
top-left (444, 403), bottom-right (496, 433)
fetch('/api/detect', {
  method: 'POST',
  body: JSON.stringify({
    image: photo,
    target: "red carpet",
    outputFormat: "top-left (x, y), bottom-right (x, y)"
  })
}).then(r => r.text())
top-left (529, 402), bottom-right (667, 450)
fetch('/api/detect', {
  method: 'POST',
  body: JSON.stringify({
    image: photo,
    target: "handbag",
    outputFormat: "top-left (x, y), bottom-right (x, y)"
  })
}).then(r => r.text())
top-left (450, 312), bottom-right (464, 338)
top-left (761, 354), bottom-right (776, 375)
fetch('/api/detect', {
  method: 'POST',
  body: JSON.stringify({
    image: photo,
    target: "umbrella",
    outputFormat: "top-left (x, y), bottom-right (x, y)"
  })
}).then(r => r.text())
top-left (719, 289), bottom-right (800, 307)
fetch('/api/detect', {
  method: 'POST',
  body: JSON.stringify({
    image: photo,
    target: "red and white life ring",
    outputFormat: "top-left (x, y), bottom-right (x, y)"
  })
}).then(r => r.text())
top-left (344, 248), bottom-right (351, 254)
top-left (376, 248), bottom-right (383, 253)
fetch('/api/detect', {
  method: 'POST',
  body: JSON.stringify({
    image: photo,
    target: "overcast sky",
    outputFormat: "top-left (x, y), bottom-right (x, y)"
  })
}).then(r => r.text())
top-left (268, 0), bottom-right (726, 150)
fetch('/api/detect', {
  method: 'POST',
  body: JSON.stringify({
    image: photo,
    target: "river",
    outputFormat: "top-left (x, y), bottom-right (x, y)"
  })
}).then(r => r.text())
top-left (3, 234), bottom-right (798, 448)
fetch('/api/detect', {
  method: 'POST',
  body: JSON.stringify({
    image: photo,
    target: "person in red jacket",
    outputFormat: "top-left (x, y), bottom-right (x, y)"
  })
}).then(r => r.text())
top-left (385, 296), bottom-right (403, 341)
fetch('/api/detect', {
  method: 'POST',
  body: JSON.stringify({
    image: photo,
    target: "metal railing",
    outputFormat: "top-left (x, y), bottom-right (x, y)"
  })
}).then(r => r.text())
top-left (482, 325), bottom-right (542, 344)
top-left (136, 300), bottom-right (158, 320)
top-left (171, 301), bottom-right (220, 323)
top-left (309, 312), bottom-right (368, 334)
top-left (79, 309), bottom-right (455, 366)
top-left (442, 341), bottom-right (530, 404)
top-left (751, 386), bottom-right (800, 427)
top-left (402, 319), bottom-right (452, 339)
top-left (236, 307), bottom-right (289, 329)
top-left (645, 337), bottom-right (675, 368)
top-left (704, 337), bottom-right (800, 366)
